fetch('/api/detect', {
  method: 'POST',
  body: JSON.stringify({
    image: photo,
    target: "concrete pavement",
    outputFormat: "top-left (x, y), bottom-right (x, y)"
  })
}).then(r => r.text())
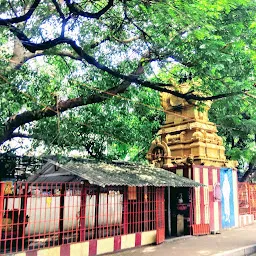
top-left (113, 223), bottom-right (256, 256)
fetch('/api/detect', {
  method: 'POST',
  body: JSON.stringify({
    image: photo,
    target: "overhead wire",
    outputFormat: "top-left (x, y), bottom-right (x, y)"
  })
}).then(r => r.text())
top-left (80, 82), bottom-right (195, 121)
top-left (79, 82), bottom-right (254, 133)
top-left (1, 70), bottom-right (254, 147)
top-left (1, 50), bottom-right (255, 128)
top-left (0, 73), bottom-right (58, 114)
top-left (1, 56), bottom-right (255, 151)
top-left (0, 72), bottom-right (133, 149)
top-left (1, 17), bottom-right (255, 156)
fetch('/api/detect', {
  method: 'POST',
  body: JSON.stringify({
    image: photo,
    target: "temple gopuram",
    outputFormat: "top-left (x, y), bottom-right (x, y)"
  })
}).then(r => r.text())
top-left (147, 79), bottom-right (227, 168)
top-left (147, 78), bottom-right (241, 237)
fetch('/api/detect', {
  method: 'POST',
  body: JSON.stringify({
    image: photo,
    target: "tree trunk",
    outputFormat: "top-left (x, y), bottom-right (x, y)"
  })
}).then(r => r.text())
top-left (240, 162), bottom-right (256, 182)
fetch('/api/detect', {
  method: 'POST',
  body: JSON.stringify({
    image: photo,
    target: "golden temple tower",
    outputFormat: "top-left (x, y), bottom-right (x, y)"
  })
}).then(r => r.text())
top-left (147, 79), bottom-right (227, 168)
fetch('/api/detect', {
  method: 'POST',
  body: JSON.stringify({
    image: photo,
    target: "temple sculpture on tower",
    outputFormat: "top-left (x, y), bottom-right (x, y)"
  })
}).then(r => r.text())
top-left (147, 79), bottom-right (228, 168)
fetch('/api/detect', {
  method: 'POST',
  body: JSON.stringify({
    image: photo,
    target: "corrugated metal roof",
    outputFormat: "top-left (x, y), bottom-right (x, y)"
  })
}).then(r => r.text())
top-left (29, 160), bottom-right (202, 188)
top-left (29, 175), bottom-right (81, 183)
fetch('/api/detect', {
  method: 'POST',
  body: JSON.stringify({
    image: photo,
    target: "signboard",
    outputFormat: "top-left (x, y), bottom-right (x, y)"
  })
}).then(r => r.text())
top-left (128, 186), bottom-right (137, 200)
top-left (4, 181), bottom-right (14, 195)
top-left (214, 183), bottom-right (221, 201)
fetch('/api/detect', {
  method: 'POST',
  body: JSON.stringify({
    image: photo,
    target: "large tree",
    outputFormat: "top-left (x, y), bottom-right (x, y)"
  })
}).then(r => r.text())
top-left (0, 0), bottom-right (256, 165)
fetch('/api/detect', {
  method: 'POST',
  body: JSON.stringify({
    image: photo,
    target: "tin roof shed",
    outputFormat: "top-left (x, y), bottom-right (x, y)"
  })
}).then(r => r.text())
top-left (28, 160), bottom-right (202, 187)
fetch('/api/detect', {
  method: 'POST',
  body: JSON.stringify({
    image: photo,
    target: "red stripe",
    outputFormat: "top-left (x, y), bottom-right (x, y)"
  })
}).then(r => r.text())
top-left (193, 187), bottom-right (197, 224)
top-left (200, 167), bottom-right (205, 224)
top-left (26, 251), bottom-right (37, 256)
top-left (217, 168), bottom-right (221, 231)
top-left (208, 168), bottom-right (214, 232)
top-left (191, 166), bottom-right (197, 224)
top-left (114, 236), bottom-right (121, 251)
top-left (135, 232), bottom-right (142, 247)
top-left (60, 244), bottom-right (70, 256)
top-left (89, 240), bottom-right (97, 256)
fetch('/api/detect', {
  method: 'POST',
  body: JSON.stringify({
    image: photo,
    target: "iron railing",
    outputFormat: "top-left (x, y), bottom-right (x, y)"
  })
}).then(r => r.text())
top-left (0, 182), bottom-right (159, 254)
top-left (238, 182), bottom-right (256, 219)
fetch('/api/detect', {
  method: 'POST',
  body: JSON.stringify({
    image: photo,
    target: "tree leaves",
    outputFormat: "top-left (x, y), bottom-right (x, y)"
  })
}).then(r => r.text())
top-left (0, 0), bottom-right (256, 164)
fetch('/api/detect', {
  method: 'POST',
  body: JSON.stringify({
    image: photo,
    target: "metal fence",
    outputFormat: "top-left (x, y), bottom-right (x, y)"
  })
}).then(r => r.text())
top-left (238, 182), bottom-right (256, 219)
top-left (0, 182), bottom-right (160, 254)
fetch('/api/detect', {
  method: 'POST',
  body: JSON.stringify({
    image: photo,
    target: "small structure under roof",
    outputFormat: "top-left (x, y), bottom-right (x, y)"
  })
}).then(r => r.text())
top-left (28, 159), bottom-right (202, 187)
top-left (1, 159), bottom-right (203, 255)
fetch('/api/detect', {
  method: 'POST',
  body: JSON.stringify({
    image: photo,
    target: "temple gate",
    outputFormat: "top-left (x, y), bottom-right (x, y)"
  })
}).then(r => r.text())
top-left (147, 79), bottom-right (239, 235)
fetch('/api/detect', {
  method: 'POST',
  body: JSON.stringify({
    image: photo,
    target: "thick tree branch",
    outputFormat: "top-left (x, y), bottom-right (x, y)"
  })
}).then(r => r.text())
top-left (62, 40), bottom-right (250, 101)
top-left (51, 0), bottom-right (69, 37)
top-left (52, 0), bottom-right (65, 19)
top-left (10, 133), bottom-right (38, 139)
top-left (8, 0), bottom-right (19, 18)
top-left (4, 24), bottom-right (248, 101)
top-left (64, 0), bottom-right (114, 19)
top-left (0, 59), bottom-right (145, 145)
top-left (13, 50), bottom-right (83, 69)
top-left (0, 0), bottom-right (40, 25)
top-left (90, 36), bottom-right (111, 49)
top-left (240, 163), bottom-right (256, 182)
top-left (0, 97), bottom-right (83, 145)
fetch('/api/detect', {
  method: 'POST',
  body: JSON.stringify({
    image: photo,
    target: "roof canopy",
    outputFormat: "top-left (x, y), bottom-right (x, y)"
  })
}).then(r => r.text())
top-left (28, 160), bottom-right (202, 188)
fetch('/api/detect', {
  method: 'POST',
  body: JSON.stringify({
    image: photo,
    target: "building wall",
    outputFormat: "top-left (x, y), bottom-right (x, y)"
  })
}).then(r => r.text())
top-left (171, 165), bottom-right (221, 233)
top-left (1, 182), bottom-right (164, 256)
top-left (7, 231), bottom-right (157, 256)
top-left (193, 166), bottom-right (221, 233)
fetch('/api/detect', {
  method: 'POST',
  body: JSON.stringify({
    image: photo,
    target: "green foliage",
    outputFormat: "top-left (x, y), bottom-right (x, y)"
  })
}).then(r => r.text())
top-left (30, 87), bottom-right (163, 161)
top-left (209, 96), bottom-right (256, 167)
top-left (0, 0), bottom-right (256, 164)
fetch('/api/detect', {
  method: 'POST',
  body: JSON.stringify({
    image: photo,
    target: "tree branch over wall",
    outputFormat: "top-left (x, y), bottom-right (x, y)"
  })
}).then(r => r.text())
top-left (0, 0), bottom-right (252, 148)
top-left (64, 0), bottom-right (114, 19)
top-left (2, 23), bottom-right (247, 101)
top-left (0, 58), bottom-right (145, 145)
top-left (0, 0), bottom-right (247, 102)
top-left (0, 0), bottom-right (41, 25)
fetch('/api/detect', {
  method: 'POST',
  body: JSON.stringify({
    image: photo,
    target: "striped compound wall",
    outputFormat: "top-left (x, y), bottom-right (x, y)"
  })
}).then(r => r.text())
top-left (173, 166), bottom-right (222, 233)
top-left (193, 166), bottom-right (221, 233)
top-left (175, 166), bottom-right (241, 233)
top-left (9, 230), bottom-right (157, 256)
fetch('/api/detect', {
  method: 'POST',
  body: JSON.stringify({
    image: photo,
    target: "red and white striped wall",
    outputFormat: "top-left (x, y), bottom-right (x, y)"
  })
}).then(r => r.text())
top-left (11, 230), bottom-right (157, 256)
top-left (172, 166), bottom-right (221, 233)
top-left (193, 166), bottom-right (221, 233)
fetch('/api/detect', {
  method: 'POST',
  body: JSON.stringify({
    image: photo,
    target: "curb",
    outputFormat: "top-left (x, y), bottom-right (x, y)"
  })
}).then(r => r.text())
top-left (164, 235), bottom-right (193, 243)
top-left (212, 244), bottom-right (256, 256)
